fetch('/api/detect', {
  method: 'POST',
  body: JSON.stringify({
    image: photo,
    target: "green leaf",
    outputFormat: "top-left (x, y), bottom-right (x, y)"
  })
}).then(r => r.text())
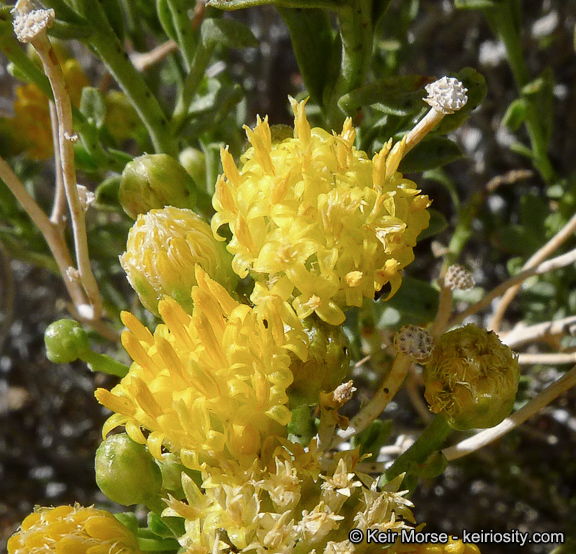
top-left (522, 67), bottom-right (555, 146)
top-left (48, 19), bottom-right (94, 40)
top-left (80, 87), bottom-right (107, 128)
top-left (338, 75), bottom-right (429, 116)
top-left (497, 225), bottom-right (540, 256)
top-left (417, 208), bottom-right (448, 241)
top-left (509, 141), bottom-right (534, 159)
top-left (95, 175), bottom-right (122, 209)
top-left (113, 512), bottom-right (139, 534)
top-left (502, 97), bottom-right (527, 131)
top-left (156, 0), bottom-right (178, 42)
top-left (398, 136), bottom-right (463, 173)
top-left (454, 0), bottom-right (502, 9)
top-left (201, 18), bottom-right (258, 49)
top-left (351, 419), bottom-right (394, 459)
top-left (278, 7), bottom-right (337, 106)
top-left (379, 276), bottom-right (439, 326)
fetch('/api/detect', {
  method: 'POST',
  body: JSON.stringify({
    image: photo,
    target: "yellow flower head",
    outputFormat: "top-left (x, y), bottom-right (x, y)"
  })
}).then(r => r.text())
top-left (96, 267), bottom-right (308, 469)
top-left (120, 207), bottom-right (237, 316)
top-left (423, 324), bottom-right (520, 431)
top-left (7, 504), bottom-right (141, 554)
top-left (212, 97), bottom-right (431, 325)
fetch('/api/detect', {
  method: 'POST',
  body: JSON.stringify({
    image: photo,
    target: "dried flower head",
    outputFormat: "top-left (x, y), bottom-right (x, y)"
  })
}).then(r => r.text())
top-left (7, 504), bottom-right (141, 554)
top-left (120, 207), bottom-right (237, 316)
top-left (212, 97), bottom-right (431, 325)
top-left (444, 264), bottom-right (475, 291)
top-left (423, 324), bottom-right (520, 430)
top-left (13, 8), bottom-right (55, 43)
top-left (394, 325), bottom-right (434, 362)
top-left (424, 77), bottom-right (468, 115)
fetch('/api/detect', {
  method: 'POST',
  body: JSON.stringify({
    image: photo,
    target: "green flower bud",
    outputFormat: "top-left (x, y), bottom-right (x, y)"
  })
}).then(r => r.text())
top-left (423, 324), bottom-right (520, 431)
top-left (120, 207), bottom-right (238, 316)
top-left (119, 154), bottom-right (198, 219)
top-left (44, 319), bottom-right (90, 363)
top-left (95, 433), bottom-right (162, 506)
top-left (178, 147), bottom-right (206, 191)
top-left (288, 315), bottom-right (351, 407)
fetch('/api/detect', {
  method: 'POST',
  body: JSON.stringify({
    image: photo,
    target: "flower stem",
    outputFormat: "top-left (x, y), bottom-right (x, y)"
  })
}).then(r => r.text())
top-left (380, 414), bottom-right (452, 485)
top-left (330, 352), bottom-right (412, 448)
top-left (29, 28), bottom-right (102, 320)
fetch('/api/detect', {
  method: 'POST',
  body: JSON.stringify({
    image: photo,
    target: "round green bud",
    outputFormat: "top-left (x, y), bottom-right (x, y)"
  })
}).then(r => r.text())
top-left (178, 147), bottom-right (206, 191)
top-left (44, 319), bottom-right (90, 364)
top-left (105, 91), bottom-right (143, 142)
top-left (95, 433), bottom-right (162, 506)
top-left (288, 315), bottom-right (351, 407)
top-left (119, 154), bottom-right (198, 219)
top-left (423, 324), bottom-right (520, 431)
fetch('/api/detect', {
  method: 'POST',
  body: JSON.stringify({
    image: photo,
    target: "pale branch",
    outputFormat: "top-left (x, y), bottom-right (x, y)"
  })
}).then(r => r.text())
top-left (443, 364), bottom-right (576, 461)
top-left (490, 211), bottom-right (576, 332)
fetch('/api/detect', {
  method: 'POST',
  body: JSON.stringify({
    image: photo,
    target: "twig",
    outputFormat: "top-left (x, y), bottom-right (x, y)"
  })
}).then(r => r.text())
top-left (502, 315), bottom-right (576, 348)
top-left (330, 353), bottom-right (412, 449)
top-left (448, 247), bottom-right (576, 328)
top-left (429, 282), bottom-right (453, 339)
top-left (490, 211), bottom-right (576, 333)
top-left (48, 102), bottom-right (66, 228)
top-left (14, 6), bottom-right (102, 320)
top-left (130, 40), bottom-right (178, 72)
top-left (405, 368), bottom-right (432, 423)
top-left (443, 364), bottom-right (576, 461)
top-left (0, 156), bottom-right (87, 311)
top-left (517, 352), bottom-right (576, 365)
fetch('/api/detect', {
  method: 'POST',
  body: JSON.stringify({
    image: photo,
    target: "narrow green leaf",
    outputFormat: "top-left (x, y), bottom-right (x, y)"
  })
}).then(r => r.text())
top-left (277, 7), bottom-right (337, 106)
top-left (398, 137), bottom-right (463, 173)
top-left (417, 208), bottom-right (448, 241)
top-left (502, 97), bottom-right (527, 131)
top-left (338, 75), bottom-right (429, 115)
top-left (201, 18), bottom-right (258, 49)
top-left (156, 0), bottom-right (179, 42)
top-left (380, 276), bottom-right (439, 326)
top-left (48, 19), bottom-right (94, 40)
top-left (454, 0), bottom-right (502, 9)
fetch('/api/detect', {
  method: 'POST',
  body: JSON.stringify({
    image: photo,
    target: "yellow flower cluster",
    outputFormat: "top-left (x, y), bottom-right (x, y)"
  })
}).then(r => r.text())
top-left (7, 504), bottom-right (141, 554)
top-left (212, 98), bottom-right (431, 325)
top-left (96, 267), bottom-right (308, 470)
top-left (120, 207), bottom-right (237, 316)
top-left (164, 445), bottom-right (416, 553)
